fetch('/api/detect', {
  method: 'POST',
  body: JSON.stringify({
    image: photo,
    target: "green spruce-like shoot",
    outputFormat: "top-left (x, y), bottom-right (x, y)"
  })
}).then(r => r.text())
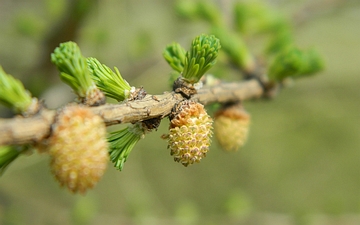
top-left (268, 47), bottom-right (324, 81)
top-left (182, 34), bottom-right (221, 84)
top-left (87, 57), bottom-right (132, 102)
top-left (0, 146), bottom-right (22, 175)
top-left (51, 42), bottom-right (97, 99)
top-left (163, 43), bottom-right (186, 73)
top-left (0, 66), bottom-right (35, 114)
top-left (108, 123), bottom-right (145, 171)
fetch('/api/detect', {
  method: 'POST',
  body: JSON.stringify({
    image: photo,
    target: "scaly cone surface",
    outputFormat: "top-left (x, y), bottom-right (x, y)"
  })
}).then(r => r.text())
top-left (168, 100), bottom-right (213, 167)
top-left (47, 105), bottom-right (109, 194)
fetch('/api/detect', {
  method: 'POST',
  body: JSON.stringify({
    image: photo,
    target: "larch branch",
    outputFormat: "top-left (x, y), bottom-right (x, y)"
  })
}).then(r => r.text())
top-left (0, 79), bottom-right (263, 146)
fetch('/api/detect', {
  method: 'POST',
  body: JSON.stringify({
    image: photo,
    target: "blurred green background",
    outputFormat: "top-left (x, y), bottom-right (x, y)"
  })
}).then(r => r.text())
top-left (1, 0), bottom-right (360, 224)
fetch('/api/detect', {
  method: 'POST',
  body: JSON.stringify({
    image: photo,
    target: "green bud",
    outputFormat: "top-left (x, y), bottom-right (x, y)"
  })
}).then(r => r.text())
top-left (266, 29), bottom-right (293, 55)
top-left (182, 34), bottom-right (221, 84)
top-left (163, 43), bottom-right (186, 73)
top-left (87, 57), bottom-right (132, 102)
top-left (108, 123), bottom-right (146, 171)
top-left (0, 66), bottom-right (37, 115)
top-left (268, 47), bottom-right (324, 81)
top-left (51, 42), bottom-right (105, 106)
top-left (300, 49), bottom-right (324, 75)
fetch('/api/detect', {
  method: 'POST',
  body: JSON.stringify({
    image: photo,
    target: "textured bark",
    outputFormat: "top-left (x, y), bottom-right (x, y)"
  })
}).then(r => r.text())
top-left (0, 79), bottom-right (263, 146)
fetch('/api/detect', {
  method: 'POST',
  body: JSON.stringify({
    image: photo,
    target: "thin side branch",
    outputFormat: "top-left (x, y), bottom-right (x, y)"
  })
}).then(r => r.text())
top-left (0, 79), bottom-right (263, 146)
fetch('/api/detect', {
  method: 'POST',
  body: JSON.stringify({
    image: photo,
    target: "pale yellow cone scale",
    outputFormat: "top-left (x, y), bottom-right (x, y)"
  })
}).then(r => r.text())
top-left (214, 105), bottom-right (250, 152)
top-left (168, 101), bottom-right (213, 167)
top-left (47, 105), bottom-right (109, 194)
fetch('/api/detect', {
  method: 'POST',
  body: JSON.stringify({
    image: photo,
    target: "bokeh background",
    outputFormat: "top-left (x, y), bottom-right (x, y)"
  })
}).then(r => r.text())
top-left (1, 0), bottom-right (360, 224)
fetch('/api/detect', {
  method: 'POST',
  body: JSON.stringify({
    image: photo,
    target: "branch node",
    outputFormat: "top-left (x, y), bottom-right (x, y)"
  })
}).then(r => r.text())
top-left (173, 77), bottom-right (197, 98)
top-left (129, 87), bottom-right (147, 101)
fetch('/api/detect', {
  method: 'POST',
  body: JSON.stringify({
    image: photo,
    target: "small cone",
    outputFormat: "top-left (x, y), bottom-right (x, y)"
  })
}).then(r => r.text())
top-left (168, 100), bottom-right (213, 167)
top-left (47, 105), bottom-right (109, 194)
top-left (214, 104), bottom-right (250, 152)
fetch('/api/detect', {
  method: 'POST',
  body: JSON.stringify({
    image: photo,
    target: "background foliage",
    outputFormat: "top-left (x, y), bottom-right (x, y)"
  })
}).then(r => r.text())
top-left (0, 0), bottom-right (360, 224)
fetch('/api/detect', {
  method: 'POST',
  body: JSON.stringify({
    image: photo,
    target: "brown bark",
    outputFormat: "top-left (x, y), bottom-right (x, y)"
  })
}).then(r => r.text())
top-left (0, 79), bottom-right (263, 146)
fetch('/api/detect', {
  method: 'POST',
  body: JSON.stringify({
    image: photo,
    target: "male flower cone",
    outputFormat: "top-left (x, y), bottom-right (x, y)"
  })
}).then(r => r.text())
top-left (167, 100), bottom-right (213, 167)
top-left (47, 105), bottom-right (109, 194)
top-left (214, 104), bottom-right (250, 152)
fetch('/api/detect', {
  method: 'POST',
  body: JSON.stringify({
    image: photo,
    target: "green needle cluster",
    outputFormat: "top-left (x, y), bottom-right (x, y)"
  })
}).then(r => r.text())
top-left (182, 34), bottom-right (221, 84)
top-left (0, 146), bottom-right (22, 175)
top-left (0, 66), bottom-right (33, 114)
top-left (87, 57), bottom-right (132, 102)
top-left (268, 47), bottom-right (324, 81)
top-left (176, 1), bottom-right (222, 26)
top-left (266, 29), bottom-right (293, 55)
top-left (51, 42), bottom-right (96, 98)
top-left (163, 43), bottom-right (186, 73)
top-left (108, 123), bottom-right (145, 171)
top-left (211, 27), bottom-right (254, 72)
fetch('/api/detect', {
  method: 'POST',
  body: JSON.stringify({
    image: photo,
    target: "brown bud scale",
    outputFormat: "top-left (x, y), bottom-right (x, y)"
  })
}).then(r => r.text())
top-left (84, 87), bottom-right (106, 106)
